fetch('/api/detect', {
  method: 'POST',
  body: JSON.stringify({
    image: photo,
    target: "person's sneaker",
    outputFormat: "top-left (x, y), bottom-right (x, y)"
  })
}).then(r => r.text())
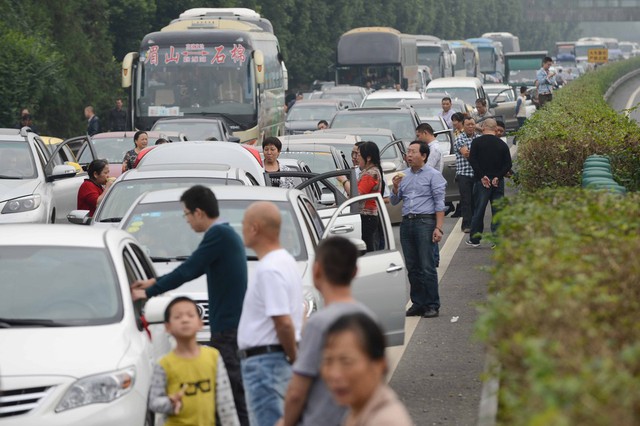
top-left (422, 307), bottom-right (439, 318)
top-left (463, 228), bottom-right (471, 233)
top-left (465, 240), bottom-right (480, 248)
top-left (406, 305), bottom-right (424, 317)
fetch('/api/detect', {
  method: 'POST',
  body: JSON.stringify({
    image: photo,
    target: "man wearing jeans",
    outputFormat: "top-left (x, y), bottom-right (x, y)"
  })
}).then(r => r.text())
top-left (466, 119), bottom-right (512, 247)
top-left (390, 141), bottom-right (446, 318)
top-left (238, 201), bottom-right (303, 426)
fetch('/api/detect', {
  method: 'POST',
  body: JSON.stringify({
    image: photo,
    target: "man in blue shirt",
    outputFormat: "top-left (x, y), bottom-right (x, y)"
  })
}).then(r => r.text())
top-left (132, 185), bottom-right (249, 425)
top-left (536, 56), bottom-right (556, 108)
top-left (390, 141), bottom-right (446, 318)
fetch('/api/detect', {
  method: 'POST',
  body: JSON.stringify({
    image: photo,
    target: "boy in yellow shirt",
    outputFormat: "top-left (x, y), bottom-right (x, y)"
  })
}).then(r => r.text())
top-left (149, 297), bottom-right (239, 425)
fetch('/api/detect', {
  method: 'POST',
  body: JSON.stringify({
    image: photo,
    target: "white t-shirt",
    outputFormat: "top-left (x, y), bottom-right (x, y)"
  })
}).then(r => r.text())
top-left (237, 248), bottom-right (304, 350)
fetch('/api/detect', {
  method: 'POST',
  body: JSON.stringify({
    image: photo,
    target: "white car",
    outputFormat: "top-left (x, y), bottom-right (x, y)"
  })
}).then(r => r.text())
top-left (0, 129), bottom-right (96, 224)
top-left (360, 90), bottom-right (424, 107)
top-left (119, 186), bottom-right (407, 348)
top-left (0, 225), bottom-right (156, 425)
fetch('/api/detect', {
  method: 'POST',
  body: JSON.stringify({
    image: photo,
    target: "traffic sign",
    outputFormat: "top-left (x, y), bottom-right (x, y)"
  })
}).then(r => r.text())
top-left (588, 48), bottom-right (608, 64)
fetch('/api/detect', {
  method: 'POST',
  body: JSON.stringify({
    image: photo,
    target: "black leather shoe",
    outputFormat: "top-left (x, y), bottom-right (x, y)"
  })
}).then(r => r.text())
top-left (406, 305), bottom-right (424, 316)
top-left (422, 308), bottom-right (439, 318)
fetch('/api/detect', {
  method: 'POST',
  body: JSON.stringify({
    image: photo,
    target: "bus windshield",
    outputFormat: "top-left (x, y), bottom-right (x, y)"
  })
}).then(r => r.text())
top-left (478, 47), bottom-right (496, 72)
top-left (138, 44), bottom-right (255, 119)
top-left (417, 46), bottom-right (442, 76)
top-left (336, 65), bottom-right (401, 90)
top-left (575, 45), bottom-right (605, 57)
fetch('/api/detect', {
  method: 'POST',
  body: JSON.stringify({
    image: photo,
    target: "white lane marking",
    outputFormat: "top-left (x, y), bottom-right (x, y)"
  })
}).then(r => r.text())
top-left (625, 83), bottom-right (640, 114)
top-left (386, 218), bottom-right (465, 381)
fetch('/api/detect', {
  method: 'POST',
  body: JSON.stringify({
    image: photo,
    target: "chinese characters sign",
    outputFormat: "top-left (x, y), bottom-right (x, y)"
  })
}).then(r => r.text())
top-left (144, 44), bottom-right (248, 66)
top-left (588, 48), bottom-right (608, 64)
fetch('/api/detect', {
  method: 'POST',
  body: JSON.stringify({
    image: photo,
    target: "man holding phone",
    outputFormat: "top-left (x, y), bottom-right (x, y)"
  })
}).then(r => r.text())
top-left (537, 56), bottom-right (556, 108)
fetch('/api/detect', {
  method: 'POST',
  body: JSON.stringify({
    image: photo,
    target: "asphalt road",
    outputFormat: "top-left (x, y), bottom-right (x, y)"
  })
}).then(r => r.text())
top-left (607, 71), bottom-right (640, 122)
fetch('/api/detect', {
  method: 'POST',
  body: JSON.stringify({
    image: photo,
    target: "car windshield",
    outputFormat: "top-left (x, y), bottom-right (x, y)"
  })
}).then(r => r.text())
top-left (486, 88), bottom-right (515, 101)
top-left (96, 177), bottom-right (243, 222)
top-left (0, 141), bottom-right (37, 179)
top-left (361, 98), bottom-right (409, 107)
top-left (287, 106), bottom-right (337, 122)
top-left (411, 104), bottom-right (444, 117)
top-left (320, 92), bottom-right (364, 105)
top-left (426, 87), bottom-right (477, 105)
top-left (0, 246), bottom-right (121, 325)
top-left (331, 112), bottom-right (415, 140)
top-left (122, 200), bottom-right (307, 260)
top-left (79, 136), bottom-right (136, 164)
top-left (152, 122), bottom-right (224, 141)
top-left (278, 150), bottom-right (338, 174)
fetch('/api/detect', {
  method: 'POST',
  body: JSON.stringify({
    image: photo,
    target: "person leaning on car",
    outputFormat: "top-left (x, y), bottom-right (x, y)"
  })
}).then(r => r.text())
top-left (131, 185), bottom-right (250, 426)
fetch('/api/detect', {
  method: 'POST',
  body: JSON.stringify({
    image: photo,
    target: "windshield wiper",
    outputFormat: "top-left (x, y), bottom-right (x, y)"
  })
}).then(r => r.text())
top-left (0, 175), bottom-right (24, 179)
top-left (150, 256), bottom-right (173, 262)
top-left (99, 217), bottom-right (123, 223)
top-left (0, 317), bottom-right (70, 328)
top-left (175, 256), bottom-right (191, 261)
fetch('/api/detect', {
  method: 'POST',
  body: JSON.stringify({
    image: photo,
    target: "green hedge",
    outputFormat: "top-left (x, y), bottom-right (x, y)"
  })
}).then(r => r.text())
top-left (516, 58), bottom-right (640, 192)
top-left (476, 188), bottom-right (640, 425)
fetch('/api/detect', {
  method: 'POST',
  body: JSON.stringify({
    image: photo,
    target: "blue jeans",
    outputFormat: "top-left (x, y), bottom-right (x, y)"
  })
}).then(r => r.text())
top-left (241, 352), bottom-right (291, 426)
top-left (400, 217), bottom-right (440, 310)
top-left (469, 179), bottom-right (505, 244)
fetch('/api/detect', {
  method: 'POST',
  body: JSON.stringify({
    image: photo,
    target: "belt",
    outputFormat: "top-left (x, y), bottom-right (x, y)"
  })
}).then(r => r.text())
top-left (238, 344), bottom-right (284, 360)
top-left (403, 213), bottom-right (436, 220)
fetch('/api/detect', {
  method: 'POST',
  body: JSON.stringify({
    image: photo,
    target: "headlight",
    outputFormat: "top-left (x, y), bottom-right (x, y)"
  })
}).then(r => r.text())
top-left (55, 367), bottom-right (136, 412)
top-left (1, 195), bottom-right (41, 214)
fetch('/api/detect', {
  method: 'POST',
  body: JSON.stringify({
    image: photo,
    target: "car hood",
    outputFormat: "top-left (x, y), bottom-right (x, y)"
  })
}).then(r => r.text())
top-left (0, 179), bottom-right (40, 203)
top-left (0, 323), bottom-right (131, 378)
top-left (285, 121), bottom-right (319, 132)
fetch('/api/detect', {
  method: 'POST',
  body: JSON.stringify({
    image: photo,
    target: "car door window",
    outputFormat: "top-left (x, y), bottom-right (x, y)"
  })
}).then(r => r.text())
top-left (123, 246), bottom-right (149, 331)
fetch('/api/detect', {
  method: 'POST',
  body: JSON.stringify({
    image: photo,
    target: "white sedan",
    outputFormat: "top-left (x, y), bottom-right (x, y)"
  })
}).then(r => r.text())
top-left (0, 225), bottom-right (156, 425)
top-left (120, 186), bottom-right (407, 350)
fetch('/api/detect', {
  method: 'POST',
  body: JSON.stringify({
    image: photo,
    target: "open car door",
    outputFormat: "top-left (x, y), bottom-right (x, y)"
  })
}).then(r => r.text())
top-left (265, 168), bottom-right (362, 240)
top-left (322, 192), bottom-right (406, 346)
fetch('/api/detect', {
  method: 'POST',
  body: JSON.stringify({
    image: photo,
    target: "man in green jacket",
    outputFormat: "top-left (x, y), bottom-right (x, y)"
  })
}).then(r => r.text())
top-left (132, 184), bottom-right (249, 426)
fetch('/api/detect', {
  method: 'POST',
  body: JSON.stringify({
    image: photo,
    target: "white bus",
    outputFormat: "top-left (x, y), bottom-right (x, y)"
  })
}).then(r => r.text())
top-left (482, 32), bottom-right (520, 54)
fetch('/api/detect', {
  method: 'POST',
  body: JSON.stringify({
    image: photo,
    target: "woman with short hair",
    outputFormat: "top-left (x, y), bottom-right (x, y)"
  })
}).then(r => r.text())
top-left (321, 313), bottom-right (413, 426)
top-left (262, 136), bottom-right (294, 189)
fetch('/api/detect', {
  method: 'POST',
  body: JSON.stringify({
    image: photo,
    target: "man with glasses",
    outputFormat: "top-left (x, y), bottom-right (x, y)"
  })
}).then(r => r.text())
top-left (132, 185), bottom-right (250, 426)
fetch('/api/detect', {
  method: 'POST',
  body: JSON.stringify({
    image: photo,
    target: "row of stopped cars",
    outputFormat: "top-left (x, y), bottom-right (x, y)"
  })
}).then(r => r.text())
top-left (0, 139), bottom-right (409, 424)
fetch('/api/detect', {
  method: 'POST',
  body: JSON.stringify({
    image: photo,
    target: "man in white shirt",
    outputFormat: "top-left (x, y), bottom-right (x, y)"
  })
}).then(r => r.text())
top-left (238, 201), bottom-right (303, 426)
top-left (416, 123), bottom-right (443, 173)
top-left (439, 97), bottom-right (455, 128)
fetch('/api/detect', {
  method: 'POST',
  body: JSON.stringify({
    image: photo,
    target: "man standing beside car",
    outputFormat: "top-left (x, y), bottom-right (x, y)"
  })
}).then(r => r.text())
top-left (439, 97), bottom-right (455, 128)
top-left (537, 56), bottom-right (556, 108)
top-left (390, 141), bottom-right (446, 318)
top-left (131, 185), bottom-right (250, 426)
top-left (454, 117), bottom-right (478, 233)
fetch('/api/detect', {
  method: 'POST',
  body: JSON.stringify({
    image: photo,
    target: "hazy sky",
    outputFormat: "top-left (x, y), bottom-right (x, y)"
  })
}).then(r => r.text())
top-left (578, 22), bottom-right (640, 41)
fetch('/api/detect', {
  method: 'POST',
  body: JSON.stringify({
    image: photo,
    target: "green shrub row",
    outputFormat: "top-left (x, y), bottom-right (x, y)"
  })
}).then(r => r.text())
top-left (515, 58), bottom-right (640, 192)
top-left (476, 188), bottom-right (640, 425)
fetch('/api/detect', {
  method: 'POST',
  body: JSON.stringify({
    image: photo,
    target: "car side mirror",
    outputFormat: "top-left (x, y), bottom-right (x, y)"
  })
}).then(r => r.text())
top-left (67, 210), bottom-right (91, 225)
top-left (489, 101), bottom-right (498, 109)
top-left (320, 192), bottom-right (336, 206)
top-left (143, 297), bottom-right (172, 324)
top-left (349, 238), bottom-right (367, 255)
top-left (381, 161), bottom-right (396, 173)
top-left (49, 164), bottom-right (77, 181)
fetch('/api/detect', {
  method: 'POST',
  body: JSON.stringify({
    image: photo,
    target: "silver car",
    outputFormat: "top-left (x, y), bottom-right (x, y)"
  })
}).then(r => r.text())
top-left (122, 186), bottom-right (407, 347)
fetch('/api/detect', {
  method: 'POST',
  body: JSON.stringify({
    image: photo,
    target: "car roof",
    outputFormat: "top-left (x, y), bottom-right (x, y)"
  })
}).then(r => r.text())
top-left (334, 106), bottom-right (412, 114)
top-left (316, 127), bottom-right (394, 137)
top-left (427, 77), bottom-right (483, 88)
top-left (280, 134), bottom-right (359, 144)
top-left (322, 86), bottom-right (366, 93)
top-left (279, 143), bottom-right (340, 153)
top-left (364, 90), bottom-right (423, 100)
top-left (289, 99), bottom-right (349, 106)
top-left (152, 117), bottom-right (224, 124)
top-left (120, 164), bottom-right (247, 180)
top-left (135, 185), bottom-right (295, 206)
top-left (483, 83), bottom-right (511, 90)
top-left (0, 224), bottom-right (130, 248)
top-left (91, 131), bottom-right (168, 139)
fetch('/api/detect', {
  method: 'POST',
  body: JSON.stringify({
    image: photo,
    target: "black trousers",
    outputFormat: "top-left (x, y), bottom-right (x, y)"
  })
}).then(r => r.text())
top-left (457, 174), bottom-right (475, 230)
top-left (361, 214), bottom-right (380, 252)
top-left (209, 329), bottom-right (249, 426)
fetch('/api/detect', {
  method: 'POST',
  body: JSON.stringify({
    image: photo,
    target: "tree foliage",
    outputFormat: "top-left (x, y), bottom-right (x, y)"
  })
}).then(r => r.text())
top-left (0, 0), bottom-right (581, 136)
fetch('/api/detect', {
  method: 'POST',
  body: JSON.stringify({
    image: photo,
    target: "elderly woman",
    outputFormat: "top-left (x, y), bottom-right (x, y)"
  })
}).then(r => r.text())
top-left (262, 136), bottom-right (294, 188)
top-left (121, 131), bottom-right (148, 172)
top-left (77, 159), bottom-right (113, 217)
top-left (321, 313), bottom-right (413, 426)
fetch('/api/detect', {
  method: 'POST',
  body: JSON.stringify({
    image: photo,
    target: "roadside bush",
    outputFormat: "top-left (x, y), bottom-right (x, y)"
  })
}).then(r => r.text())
top-left (476, 188), bottom-right (640, 425)
top-left (516, 57), bottom-right (640, 192)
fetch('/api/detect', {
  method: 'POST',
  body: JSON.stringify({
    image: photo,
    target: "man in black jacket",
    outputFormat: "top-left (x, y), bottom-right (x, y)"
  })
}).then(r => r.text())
top-left (108, 98), bottom-right (127, 131)
top-left (466, 119), bottom-right (512, 247)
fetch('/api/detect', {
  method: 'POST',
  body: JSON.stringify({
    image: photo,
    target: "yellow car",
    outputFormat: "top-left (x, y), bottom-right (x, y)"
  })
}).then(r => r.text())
top-left (41, 136), bottom-right (83, 173)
